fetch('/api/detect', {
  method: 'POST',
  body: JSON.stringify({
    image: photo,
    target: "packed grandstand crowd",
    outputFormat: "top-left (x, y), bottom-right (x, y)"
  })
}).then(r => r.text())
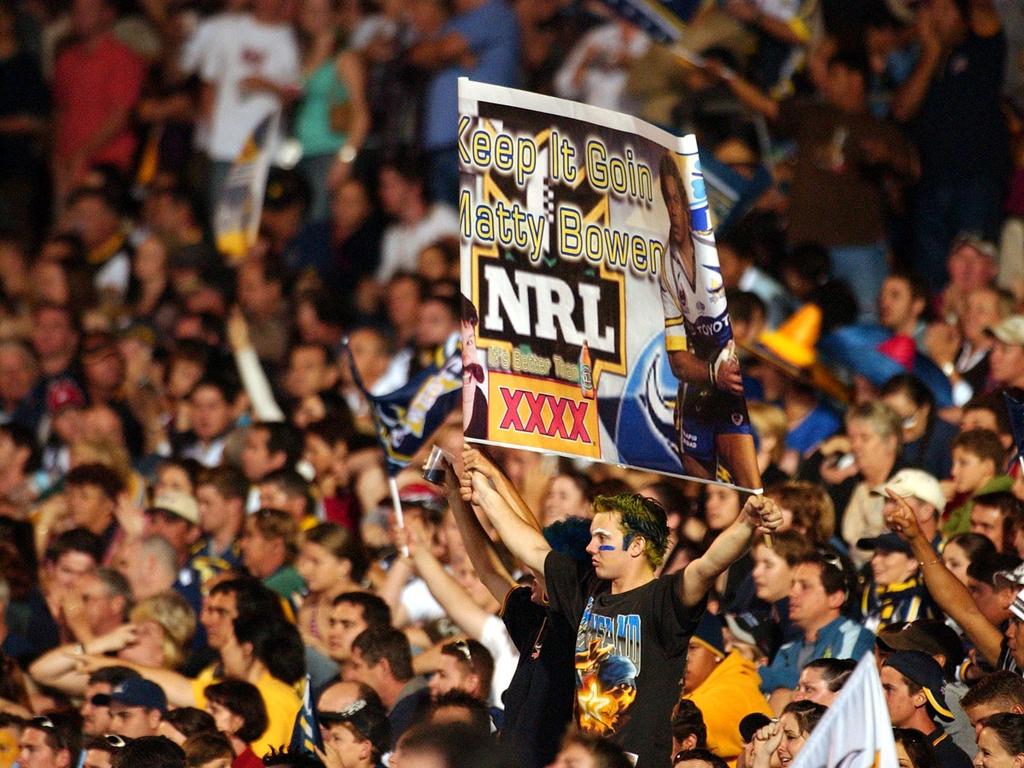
top-left (2, 0), bottom-right (1024, 766)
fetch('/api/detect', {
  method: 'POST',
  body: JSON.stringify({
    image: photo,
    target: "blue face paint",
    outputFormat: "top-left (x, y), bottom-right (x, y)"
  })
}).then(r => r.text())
top-left (598, 545), bottom-right (616, 552)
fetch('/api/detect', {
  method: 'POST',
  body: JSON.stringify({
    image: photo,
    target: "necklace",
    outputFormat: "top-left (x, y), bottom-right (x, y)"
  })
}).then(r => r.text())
top-left (531, 617), bottom-right (548, 659)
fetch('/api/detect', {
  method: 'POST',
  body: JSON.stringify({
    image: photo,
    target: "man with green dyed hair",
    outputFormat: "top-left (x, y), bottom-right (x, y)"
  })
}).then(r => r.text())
top-left (462, 447), bottom-right (781, 768)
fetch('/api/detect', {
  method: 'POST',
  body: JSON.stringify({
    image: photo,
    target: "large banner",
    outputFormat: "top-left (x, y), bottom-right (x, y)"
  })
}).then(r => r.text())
top-left (459, 79), bottom-right (761, 491)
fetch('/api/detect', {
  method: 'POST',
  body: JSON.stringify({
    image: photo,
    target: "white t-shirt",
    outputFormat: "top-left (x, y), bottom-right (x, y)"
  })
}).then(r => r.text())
top-left (480, 614), bottom-right (520, 708)
top-left (376, 204), bottom-right (460, 282)
top-left (190, 14), bottom-right (300, 161)
top-left (553, 23), bottom-right (650, 112)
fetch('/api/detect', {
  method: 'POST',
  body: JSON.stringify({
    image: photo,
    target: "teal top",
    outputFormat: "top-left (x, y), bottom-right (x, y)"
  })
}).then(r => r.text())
top-left (295, 59), bottom-right (349, 157)
top-left (263, 564), bottom-right (306, 610)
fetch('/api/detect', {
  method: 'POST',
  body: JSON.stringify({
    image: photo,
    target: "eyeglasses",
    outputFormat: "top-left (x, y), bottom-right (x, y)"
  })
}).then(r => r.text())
top-left (446, 639), bottom-right (473, 663)
top-left (103, 735), bottom-right (130, 749)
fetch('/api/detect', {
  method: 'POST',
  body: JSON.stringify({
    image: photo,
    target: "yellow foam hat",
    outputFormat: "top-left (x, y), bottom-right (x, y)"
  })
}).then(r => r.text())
top-left (756, 304), bottom-right (822, 369)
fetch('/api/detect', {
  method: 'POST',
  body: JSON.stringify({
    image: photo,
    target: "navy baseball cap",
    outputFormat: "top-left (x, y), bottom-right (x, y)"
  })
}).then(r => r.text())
top-left (92, 678), bottom-right (168, 714)
top-left (856, 532), bottom-right (913, 556)
top-left (883, 651), bottom-right (953, 721)
top-left (692, 613), bottom-right (726, 657)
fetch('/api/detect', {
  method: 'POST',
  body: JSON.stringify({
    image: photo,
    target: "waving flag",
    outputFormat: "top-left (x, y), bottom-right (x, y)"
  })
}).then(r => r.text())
top-left (790, 653), bottom-right (897, 768)
top-left (346, 335), bottom-right (462, 476)
top-left (598, 0), bottom-right (701, 43)
top-left (214, 111), bottom-right (279, 262)
top-left (288, 674), bottom-right (323, 756)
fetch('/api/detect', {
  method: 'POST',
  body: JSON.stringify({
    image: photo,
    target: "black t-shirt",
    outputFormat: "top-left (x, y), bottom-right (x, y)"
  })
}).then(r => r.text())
top-left (927, 727), bottom-right (973, 768)
top-left (499, 586), bottom-right (577, 768)
top-left (544, 551), bottom-right (706, 768)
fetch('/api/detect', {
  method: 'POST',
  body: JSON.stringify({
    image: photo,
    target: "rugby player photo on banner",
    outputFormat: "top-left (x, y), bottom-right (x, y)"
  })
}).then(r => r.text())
top-left (458, 78), bottom-right (760, 491)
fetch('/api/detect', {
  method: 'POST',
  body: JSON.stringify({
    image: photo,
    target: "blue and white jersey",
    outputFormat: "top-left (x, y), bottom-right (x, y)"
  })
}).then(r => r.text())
top-left (660, 231), bottom-right (732, 361)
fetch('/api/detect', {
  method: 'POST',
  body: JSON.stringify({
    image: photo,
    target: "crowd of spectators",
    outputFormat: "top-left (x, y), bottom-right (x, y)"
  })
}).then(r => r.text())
top-left (2, 0), bottom-right (1024, 767)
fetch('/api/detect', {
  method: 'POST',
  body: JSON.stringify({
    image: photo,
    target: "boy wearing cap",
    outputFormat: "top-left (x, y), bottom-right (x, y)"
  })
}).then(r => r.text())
top-left (880, 651), bottom-right (972, 768)
top-left (682, 614), bottom-right (773, 766)
top-left (986, 315), bottom-right (1024, 391)
top-left (856, 533), bottom-right (936, 633)
top-left (147, 490), bottom-right (202, 567)
top-left (320, 697), bottom-right (391, 768)
top-left (99, 678), bottom-right (168, 739)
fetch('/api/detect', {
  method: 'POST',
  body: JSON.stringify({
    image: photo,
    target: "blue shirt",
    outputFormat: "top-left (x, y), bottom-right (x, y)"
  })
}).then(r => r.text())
top-left (759, 615), bottom-right (875, 693)
top-left (786, 402), bottom-right (842, 455)
top-left (422, 0), bottom-right (520, 149)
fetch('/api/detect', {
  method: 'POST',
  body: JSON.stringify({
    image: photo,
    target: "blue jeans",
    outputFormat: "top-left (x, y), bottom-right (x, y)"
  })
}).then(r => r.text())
top-left (914, 175), bottom-right (1004, 293)
top-left (299, 153), bottom-right (336, 222)
top-left (829, 242), bottom-right (889, 322)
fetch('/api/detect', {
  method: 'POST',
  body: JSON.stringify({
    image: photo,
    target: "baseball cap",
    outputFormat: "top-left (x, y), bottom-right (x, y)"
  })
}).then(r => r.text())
top-left (986, 316), bottom-right (1024, 346)
top-left (1010, 587), bottom-right (1024, 622)
top-left (724, 612), bottom-right (782, 661)
top-left (92, 678), bottom-right (168, 714)
top-left (856, 532), bottom-right (913, 556)
top-left (996, 562), bottom-right (1024, 591)
top-left (872, 469), bottom-right (946, 513)
top-left (148, 490), bottom-right (200, 526)
top-left (691, 613), bottom-right (725, 657)
top-left (952, 232), bottom-right (999, 263)
top-left (46, 379), bottom-right (86, 415)
top-left (399, 483), bottom-right (445, 513)
top-left (876, 620), bottom-right (965, 671)
top-left (883, 651), bottom-right (953, 721)
top-left (318, 698), bottom-right (390, 755)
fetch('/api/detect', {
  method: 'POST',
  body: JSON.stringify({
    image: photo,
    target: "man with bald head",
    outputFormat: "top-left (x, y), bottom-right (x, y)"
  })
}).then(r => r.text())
top-left (318, 680), bottom-right (380, 714)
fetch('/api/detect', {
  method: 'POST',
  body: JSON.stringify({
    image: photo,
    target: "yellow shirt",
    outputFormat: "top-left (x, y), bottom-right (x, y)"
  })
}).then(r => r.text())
top-left (684, 651), bottom-right (773, 767)
top-left (192, 667), bottom-right (302, 757)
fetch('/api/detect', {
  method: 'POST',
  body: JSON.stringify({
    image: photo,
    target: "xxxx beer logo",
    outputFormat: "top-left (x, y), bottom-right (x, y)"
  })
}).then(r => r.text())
top-left (498, 387), bottom-right (592, 443)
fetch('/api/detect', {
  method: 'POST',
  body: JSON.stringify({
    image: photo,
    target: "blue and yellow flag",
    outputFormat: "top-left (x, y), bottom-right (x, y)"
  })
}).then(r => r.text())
top-left (214, 111), bottom-right (279, 262)
top-left (598, 0), bottom-right (700, 43)
top-left (346, 335), bottom-right (462, 476)
top-left (288, 674), bottom-right (323, 755)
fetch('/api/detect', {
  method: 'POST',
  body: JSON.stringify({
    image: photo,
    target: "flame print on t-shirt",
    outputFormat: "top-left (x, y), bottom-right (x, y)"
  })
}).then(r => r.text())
top-left (573, 596), bottom-right (641, 736)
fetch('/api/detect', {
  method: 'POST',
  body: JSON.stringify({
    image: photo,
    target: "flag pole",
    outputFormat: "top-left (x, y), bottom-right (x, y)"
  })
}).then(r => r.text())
top-left (389, 475), bottom-right (409, 558)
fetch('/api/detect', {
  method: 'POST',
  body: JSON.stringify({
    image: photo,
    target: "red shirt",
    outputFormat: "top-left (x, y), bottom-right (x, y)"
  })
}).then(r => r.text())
top-left (232, 747), bottom-right (263, 768)
top-left (53, 33), bottom-right (144, 169)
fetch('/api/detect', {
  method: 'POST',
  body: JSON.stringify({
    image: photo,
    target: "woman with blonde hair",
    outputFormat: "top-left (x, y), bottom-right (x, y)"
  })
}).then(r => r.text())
top-left (28, 590), bottom-right (196, 694)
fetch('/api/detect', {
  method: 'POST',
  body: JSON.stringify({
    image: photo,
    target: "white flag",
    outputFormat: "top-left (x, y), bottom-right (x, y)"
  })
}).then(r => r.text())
top-left (790, 653), bottom-right (898, 768)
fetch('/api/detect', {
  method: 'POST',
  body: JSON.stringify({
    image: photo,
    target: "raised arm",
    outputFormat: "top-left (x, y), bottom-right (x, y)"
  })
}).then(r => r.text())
top-left (681, 495), bottom-right (781, 606)
top-left (463, 448), bottom-right (551, 574)
top-left (886, 490), bottom-right (1004, 665)
top-left (73, 654), bottom-right (199, 708)
top-left (29, 624), bottom-right (142, 693)
top-left (400, 517), bottom-right (494, 640)
top-left (462, 447), bottom-right (542, 531)
top-left (435, 455), bottom-right (516, 603)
